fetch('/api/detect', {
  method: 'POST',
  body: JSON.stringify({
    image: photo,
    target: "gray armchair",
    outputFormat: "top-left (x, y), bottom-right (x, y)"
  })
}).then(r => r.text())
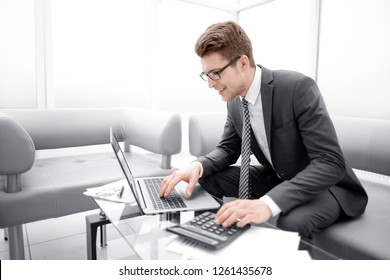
top-left (0, 108), bottom-right (182, 259)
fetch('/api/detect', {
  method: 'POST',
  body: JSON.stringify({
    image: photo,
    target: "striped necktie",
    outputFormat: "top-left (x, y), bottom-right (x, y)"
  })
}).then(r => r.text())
top-left (238, 98), bottom-right (251, 199)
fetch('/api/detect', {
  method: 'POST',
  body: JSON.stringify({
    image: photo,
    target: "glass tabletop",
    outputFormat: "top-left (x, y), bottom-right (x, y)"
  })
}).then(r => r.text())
top-left (92, 183), bottom-right (339, 260)
top-left (94, 194), bottom-right (201, 260)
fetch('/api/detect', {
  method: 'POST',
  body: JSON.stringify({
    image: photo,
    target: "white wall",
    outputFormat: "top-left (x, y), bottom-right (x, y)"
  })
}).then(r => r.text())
top-left (317, 0), bottom-right (390, 119)
top-left (0, 0), bottom-right (389, 120)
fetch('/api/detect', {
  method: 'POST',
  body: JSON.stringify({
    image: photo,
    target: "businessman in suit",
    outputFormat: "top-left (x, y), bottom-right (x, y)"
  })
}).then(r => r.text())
top-left (160, 21), bottom-right (368, 239)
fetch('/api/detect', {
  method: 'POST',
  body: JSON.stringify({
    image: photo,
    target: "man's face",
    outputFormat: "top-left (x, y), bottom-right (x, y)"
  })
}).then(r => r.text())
top-left (200, 52), bottom-right (246, 102)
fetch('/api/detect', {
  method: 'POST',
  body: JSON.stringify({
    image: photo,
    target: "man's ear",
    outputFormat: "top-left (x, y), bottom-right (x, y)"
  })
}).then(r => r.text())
top-left (239, 55), bottom-right (250, 69)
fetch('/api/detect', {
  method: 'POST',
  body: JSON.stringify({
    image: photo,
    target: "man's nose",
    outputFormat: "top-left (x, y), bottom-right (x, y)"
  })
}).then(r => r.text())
top-left (208, 78), bottom-right (216, 88)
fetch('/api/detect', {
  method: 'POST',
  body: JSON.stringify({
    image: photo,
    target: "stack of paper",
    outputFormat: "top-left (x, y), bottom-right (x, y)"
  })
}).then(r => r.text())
top-left (165, 226), bottom-right (310, 260)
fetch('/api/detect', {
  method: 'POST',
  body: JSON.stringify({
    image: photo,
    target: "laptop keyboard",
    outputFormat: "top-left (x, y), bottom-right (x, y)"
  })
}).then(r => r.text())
top-left (144, 178), bottom-right (187, 210)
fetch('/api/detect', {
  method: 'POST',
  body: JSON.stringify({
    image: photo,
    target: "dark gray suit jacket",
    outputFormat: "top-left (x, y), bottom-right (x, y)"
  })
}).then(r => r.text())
top-left (198, 65), bottom-right (368, 217)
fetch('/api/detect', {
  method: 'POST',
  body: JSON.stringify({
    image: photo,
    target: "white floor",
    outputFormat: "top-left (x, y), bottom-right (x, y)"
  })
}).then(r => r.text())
top-left (0, 151), bottom-right (196, 260)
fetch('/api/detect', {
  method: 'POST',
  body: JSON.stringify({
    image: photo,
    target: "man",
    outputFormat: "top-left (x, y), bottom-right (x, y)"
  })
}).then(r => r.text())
top-left (160, 21), bottom-right (367, 239)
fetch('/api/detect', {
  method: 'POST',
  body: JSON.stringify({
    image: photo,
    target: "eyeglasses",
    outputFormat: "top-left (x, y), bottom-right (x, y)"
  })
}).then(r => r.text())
top-left (200, 56), bottom-right (241, 81)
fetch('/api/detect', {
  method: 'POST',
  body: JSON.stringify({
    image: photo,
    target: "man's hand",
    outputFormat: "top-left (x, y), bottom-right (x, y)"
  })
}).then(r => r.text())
top-left (214, 199), bottom-right (273, 228)
top-left (159, 162), bottom-right (202, 198)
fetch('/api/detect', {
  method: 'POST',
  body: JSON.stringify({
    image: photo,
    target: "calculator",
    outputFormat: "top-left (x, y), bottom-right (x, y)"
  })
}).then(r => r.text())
top-left (166, 211), bottom-right (250, 249)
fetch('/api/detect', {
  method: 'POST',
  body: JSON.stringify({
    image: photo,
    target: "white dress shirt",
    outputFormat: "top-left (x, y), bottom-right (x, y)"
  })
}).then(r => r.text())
top-left (196, 66), bottom-right (282, 217)
top-left (243, 66), bottom-right (282, 217)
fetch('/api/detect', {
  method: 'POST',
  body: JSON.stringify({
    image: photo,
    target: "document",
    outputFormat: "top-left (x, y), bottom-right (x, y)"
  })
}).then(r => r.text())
top-left (83, 179), bottom-right (134, 203)
top-left (165, 226), bottom-right (310, 260)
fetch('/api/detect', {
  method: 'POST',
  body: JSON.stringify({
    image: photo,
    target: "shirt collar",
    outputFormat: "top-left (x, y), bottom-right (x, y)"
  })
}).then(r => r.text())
top-left (241, 65), bottom-right (262, 105)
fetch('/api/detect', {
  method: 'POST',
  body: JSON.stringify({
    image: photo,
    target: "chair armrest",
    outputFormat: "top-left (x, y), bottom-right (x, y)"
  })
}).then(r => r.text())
top-left (331, 116), bottom-right (390, 176)
top-left (0, 114), bottom-right (35, 175)
top-left (189, 112), bottom-right (226, 157)
top-left (122, 109), bottom-right (182, 156)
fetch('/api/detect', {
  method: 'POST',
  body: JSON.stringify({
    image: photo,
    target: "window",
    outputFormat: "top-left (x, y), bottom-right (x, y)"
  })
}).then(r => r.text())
top-left (240, 0), bottom-right (317, 79)
top-left (51, 0), bottom-right (153, 108)
top-left (0, 0), bottom-right (36, 108)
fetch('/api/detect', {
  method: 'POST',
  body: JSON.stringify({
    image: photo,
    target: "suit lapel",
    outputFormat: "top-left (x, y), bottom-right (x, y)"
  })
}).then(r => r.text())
top-left (233, 66), bottom-right (275, 171)
top-left (250, 128), bottom-right (273, 171)
top-left (259, 65), bottom-right (274, 151)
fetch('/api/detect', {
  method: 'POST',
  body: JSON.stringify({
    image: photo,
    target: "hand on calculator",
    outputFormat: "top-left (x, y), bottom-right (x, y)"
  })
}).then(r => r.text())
top-left (167, 211), bottom-right (250, 249)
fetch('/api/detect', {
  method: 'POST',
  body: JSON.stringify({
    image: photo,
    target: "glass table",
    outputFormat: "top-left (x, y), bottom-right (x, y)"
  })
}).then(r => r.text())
top-left (86, 189), bottom-right (339, 260)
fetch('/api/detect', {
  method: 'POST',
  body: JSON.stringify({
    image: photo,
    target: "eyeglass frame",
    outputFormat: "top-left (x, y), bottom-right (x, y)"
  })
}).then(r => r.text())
top-left (199, 56), bottom-right (241, 81)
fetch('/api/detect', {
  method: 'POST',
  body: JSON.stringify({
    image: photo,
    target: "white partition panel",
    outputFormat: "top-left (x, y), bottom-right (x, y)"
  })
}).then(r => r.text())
top-left (318, 0), bottom-right (390, 119)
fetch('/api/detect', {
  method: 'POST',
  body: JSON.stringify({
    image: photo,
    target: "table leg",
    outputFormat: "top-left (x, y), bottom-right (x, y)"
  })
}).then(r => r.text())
top-left (86, 213), bottom-right (111, 260)
top-left (85, 205), bottom-right (142, 260)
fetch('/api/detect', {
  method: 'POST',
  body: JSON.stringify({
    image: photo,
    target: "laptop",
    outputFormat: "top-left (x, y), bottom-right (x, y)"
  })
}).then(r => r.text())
top-left (110, 128), bottom-right (220, 215)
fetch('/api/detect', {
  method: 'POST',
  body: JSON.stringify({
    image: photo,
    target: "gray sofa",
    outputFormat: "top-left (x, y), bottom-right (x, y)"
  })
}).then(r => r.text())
top-left (189, 112), bottom-right (390, 259)
top-left (0, 108), bottom-right (182, 259)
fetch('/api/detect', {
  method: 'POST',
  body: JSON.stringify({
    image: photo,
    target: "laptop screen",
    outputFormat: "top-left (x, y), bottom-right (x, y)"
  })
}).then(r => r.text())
top-left (110, 128), bottom-right (143, 211)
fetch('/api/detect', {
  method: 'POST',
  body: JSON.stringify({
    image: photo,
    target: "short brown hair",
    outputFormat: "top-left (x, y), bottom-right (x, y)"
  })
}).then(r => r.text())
top-left (195, 21), bottom-right (255, 67)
